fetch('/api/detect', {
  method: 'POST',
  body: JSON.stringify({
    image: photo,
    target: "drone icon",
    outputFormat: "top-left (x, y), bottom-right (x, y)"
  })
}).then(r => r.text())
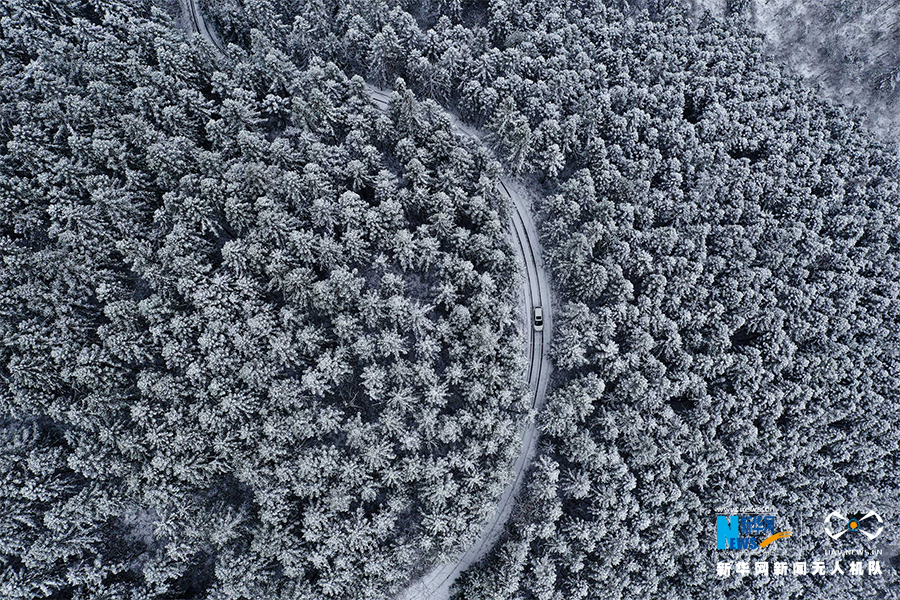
top-left (824, 510), bottom-right (884, 541)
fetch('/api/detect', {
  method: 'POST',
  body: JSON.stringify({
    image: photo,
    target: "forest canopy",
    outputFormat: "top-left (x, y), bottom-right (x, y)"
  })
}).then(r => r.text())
top-left (255, 0), bottom-right (900, 596)
top-left (0, 1), bottom-right (527, 598)
top-left (2, 0), bottom-right (900, 599)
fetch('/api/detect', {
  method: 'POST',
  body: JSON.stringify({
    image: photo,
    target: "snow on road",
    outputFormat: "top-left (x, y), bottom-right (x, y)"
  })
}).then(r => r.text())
top-left (183, 0), bottom-right (227, 56)
top-left (368, 84), bottom-right (553, 600)
top-left (182, 6), bottom-right (553, 598)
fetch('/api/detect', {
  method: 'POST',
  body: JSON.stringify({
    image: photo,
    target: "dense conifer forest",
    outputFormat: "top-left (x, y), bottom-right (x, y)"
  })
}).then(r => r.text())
top-left (691, 0), bottom-right (900, 142)
top-left (1, 2), bottom-right (529, 597)
top-left (2, 0), bottom-right (899, 599)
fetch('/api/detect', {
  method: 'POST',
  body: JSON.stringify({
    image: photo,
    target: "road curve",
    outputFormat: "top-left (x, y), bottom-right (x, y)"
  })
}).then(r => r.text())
top-left (181, 5), bottom-right (553, 599)
top-left (183, 0), bottom-right (227, 57)
top-left (368, 85), bottom-right (553, 600)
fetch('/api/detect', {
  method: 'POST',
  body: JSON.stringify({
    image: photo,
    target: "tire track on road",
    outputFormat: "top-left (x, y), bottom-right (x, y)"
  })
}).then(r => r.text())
top-left (365, 87), bottom-right (552, 600)
top-left (180, 7), bottom-right (553, 597)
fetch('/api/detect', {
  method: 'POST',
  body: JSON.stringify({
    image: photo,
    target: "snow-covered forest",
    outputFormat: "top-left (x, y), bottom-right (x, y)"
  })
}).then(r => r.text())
top-left (1, 0), bottom-right (899, 599)
top-left (688, 0), bottom-right (900, 144)
top-left (1, 3), bottom-right (529, 596)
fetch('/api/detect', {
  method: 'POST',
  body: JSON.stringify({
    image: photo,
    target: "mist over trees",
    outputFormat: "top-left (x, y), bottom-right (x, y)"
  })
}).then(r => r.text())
top-left (682, 0), bottom-right (900, 145)
top-left (1, 1), bottom-right (527, 598)
top-left (753, 0), bottom-right (900, 144)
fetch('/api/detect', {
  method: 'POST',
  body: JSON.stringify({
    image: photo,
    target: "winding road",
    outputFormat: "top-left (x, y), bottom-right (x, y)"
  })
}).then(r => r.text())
top-left (183, 0), bottom-right (227, 56)
top-left (183, 3), bottom-right (553, 598)
top-left (368, 87), bottom-right (553, 600)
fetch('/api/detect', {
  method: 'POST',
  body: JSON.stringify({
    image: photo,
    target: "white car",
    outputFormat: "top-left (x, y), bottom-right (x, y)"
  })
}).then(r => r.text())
top-left (533, 306), bottom-right (543, 331)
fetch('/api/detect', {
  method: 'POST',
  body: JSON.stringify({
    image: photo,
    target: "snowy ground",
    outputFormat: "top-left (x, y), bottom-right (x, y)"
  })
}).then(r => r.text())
top-left (688, 0), bottom-right (900, 150)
